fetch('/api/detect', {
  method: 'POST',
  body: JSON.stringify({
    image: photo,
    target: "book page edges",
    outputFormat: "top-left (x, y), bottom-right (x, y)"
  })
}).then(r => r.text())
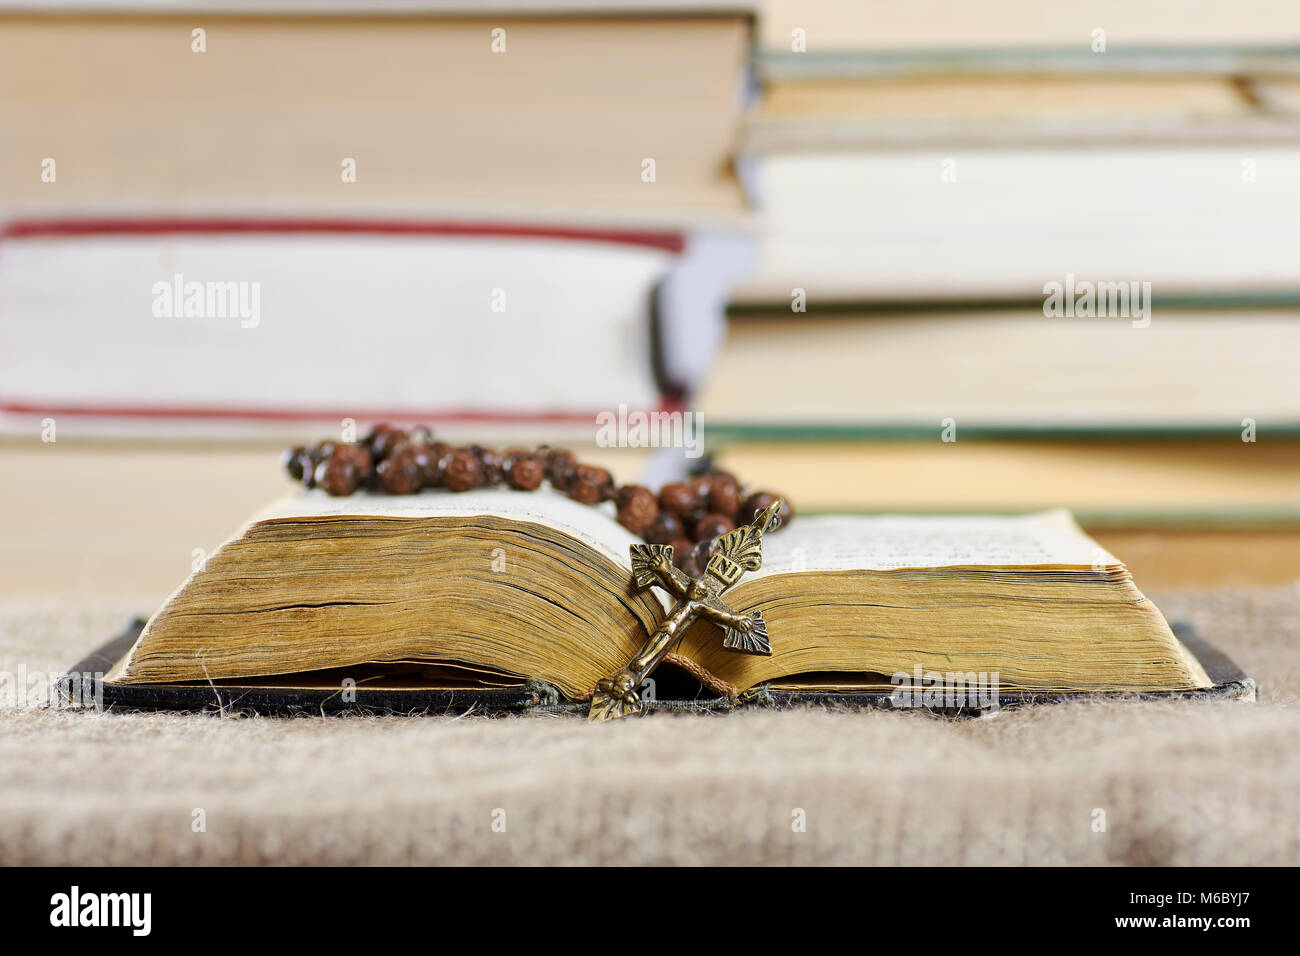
top-left (107, 488), bottom-right (657, 684)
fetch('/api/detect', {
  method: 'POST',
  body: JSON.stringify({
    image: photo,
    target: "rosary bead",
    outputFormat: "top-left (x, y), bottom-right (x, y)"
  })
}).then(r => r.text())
top-left (672, 538), bottom-right (699, 573)
top-left (693, 512), bottom-right (735, 543)
top-left (282, 435), bottom-right (794, 547)
top-left (742, 492), bottom-right (795, 527)
top-left (615, 486), bottom-right (659, 535)
top-left (573, 464), bottom-right (614, 501)
top-left (337, 443), bottom-right (374, 484)
top-left (688, 475), bottom-right (713, 500)
top-left (444, 449), bottom-right (484, 492)
top-left (541, 447), bottom-right (577, 490)
top-left (377, 445), bottom-right (423, 494)
top-left (567, 477), bottom-right (604, 505)
top-left (315, 445), bottom-right (368, 496)
top-left (282, 445), bottom-right (308, 481)
top-left (644, 512), bottom-right (684, 545)
top-left (658, 482), bottom-right (697, 517)
top-left (468, 445), bottom-right (504, 486)
top-left (423, 441), bottom-right (454, 487)
top-left (614, 483), bottom-right (643, 511)
top-left (705, 474), bottom-right (742, 518)
top-left (506, 453), bottom-right (545, 491)
top-left (314, 463), bottom-right (355, 497)
top-left (299, 441), bottom-right (337, 488)
top-left (502, 447), bottom-right (530, 470)
top-left (398, 443), bottom-right (437, 489)
top-left (365, 424), bottom-right (407, 461)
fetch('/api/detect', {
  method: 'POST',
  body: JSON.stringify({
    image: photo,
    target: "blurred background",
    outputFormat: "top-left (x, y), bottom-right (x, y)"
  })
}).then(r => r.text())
top-left (2, 0), bottom-right (1299, 606)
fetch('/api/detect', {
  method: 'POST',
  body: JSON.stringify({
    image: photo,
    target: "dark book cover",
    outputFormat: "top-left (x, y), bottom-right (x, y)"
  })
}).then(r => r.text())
top-left (57, 618), bottom-right (1256, 718)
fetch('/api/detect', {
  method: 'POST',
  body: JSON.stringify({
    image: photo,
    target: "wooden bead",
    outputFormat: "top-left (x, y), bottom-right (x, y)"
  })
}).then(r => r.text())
top-left (299, 441), bottom-right (337, 488)
top-left (444, 449), bottom-right (483, 492)
top-left (316, 443), bottom-right (373, 496)
top-left (282, 445), bottom-right (308, 481)
top-left (282, 445), bottom-right (304, 479)
top-left (423, 441), bottom-right (454, 487)
top-left (365, 424), bottom-right (407, 461)
top-left (567, 477), bottom-right (603, 505)
top-left (540, 447), bottom-right (577, 490)
top-left (705, 474), bottom-right (741, 518)
top-left (573, 464), bottom-right (614, 501)
top-left (644, 512), bottom-right (684, 545)
top-left (614, 484), bottom-right (642, 510)
top-left (691, 537), bottom-right (717, 569)
top-left (467, 445), bottom-right (504, 486)
top-left (338, 443), bottom-right (374, 484)
top-left (741, 492), bottom-right (795, 528)
top-left (616, 486), bottom-right (659, 535)
top-left (398, 443), bottom-right (436, 489)
top-left (315, 445), bottom-right (364, 496)
top-left (506, 453), bottom-right (545, 491)
top-left (281, 434), bottom-right (795, 546)
top-left (670, 537), bottom-right (696, 572)
top-left (693, 512), bottom-right (735, 543)
top-left (502, 447), bottom-right (531, 472)
top-left (658, 482), bottom-right (698, 517)
top-left (377, 445), bottom-right (423, 494)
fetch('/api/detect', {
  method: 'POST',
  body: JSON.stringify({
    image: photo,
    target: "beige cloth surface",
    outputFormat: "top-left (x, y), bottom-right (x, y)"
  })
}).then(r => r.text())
top-left (0, 587), bottom-right (1297, 866)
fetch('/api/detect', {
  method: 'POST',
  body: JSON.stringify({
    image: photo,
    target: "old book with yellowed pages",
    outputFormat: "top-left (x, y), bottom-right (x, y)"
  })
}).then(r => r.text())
top-left (61, 488), bottom-right (1254, 715)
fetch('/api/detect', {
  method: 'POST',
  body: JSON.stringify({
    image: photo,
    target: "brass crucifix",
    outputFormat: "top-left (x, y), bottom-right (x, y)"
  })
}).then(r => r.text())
top-left (588, 499), bottom-right (784, 721)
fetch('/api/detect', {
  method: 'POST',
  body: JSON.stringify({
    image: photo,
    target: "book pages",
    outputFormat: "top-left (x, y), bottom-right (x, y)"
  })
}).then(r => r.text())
top-left (256, 487), bottom-right (644, 572)
top-left (757, 509), bottom-right (1119, 575)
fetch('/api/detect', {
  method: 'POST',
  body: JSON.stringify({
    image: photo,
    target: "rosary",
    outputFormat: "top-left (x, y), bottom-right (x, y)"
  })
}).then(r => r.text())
top-left (286, 425), bottom-right (793, 719)
top-left (283, 424), bottom-right (794, 579)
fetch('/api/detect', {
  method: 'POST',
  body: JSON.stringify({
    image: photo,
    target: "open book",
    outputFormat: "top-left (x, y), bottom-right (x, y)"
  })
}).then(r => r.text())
top-left (83, 488), bottom-right (1244, 714)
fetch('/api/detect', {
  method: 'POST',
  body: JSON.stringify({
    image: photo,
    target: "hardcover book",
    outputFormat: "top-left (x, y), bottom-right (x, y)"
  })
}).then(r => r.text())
top-left (60, 489), bottom-right (1255, 715)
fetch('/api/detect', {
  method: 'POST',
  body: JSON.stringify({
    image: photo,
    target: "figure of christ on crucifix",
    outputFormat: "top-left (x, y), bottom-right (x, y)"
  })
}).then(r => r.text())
top-left (587, 499), bottom-right (784, 721)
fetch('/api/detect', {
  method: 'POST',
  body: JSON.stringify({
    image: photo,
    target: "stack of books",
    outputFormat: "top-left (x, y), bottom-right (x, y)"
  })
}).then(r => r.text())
top-left (0, 2), bottom-right (755, 450)
top-left (702, 0), bottom-right (1300, 585)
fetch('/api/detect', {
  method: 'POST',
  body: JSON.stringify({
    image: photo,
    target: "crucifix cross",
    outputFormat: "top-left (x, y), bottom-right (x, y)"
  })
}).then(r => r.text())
top-left (587, 499), bottom-right (784, 721)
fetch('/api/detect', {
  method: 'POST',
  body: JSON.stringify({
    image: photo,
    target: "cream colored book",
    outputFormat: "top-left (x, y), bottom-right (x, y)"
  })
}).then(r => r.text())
top-left (100, 489), bottom-right (1215, 704)
top-left (0, 9), bottom-right (749, 225)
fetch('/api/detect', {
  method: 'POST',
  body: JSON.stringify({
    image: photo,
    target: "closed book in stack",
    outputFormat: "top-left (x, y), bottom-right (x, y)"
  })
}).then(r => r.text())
top-left (0, 3), bottom-right (756, 441)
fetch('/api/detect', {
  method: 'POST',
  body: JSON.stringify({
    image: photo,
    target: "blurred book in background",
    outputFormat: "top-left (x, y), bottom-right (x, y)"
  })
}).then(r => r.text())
top-left (0, 5), bottom-right (752, 223)
top-left (700, 0), bottom-right (1300, 585)
top-left (701, 307), bottom-right (1300, 521)
top-left (0, 219), bottom-right (681, 442)
top-left (0, 3), bottom-right (756, 443)
top-left (738, 0), bottom-right (1300, 302)
top-left (701, 309), bottom-right (1300, 433)
top-left (757, 0), bottom-right (1300, 50)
